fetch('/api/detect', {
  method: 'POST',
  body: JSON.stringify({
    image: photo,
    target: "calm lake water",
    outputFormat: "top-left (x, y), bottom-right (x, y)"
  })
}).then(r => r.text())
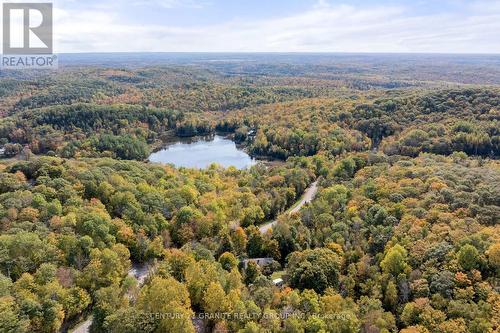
top-left (149, 135), bottom-right (257, 169)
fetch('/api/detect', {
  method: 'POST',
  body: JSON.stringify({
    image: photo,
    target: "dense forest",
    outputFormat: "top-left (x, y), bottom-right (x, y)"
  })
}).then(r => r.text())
top-left (0, 54), bottom-right (498, 333)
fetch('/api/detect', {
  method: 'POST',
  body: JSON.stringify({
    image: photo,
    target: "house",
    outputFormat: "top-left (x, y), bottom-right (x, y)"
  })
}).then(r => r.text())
top-left (241, 257), bottom-right (274, 269)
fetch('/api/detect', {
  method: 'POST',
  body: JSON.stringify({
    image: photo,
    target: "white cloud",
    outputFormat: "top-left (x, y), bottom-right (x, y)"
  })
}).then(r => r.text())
top-left (468, 0), bottom-right (500, 13)
top-left (133, 0), bottom-right (208, 9)
top-left (51, 1), bottom-right (500, 53)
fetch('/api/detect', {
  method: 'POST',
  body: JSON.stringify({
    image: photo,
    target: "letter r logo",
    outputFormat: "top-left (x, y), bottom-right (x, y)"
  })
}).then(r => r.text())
top-left (3, 3), bottom-right (53, 54)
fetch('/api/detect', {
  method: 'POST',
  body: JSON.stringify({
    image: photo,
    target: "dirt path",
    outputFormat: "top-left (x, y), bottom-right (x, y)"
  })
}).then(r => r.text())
top-left (259, 180), bottom-right (318, 234)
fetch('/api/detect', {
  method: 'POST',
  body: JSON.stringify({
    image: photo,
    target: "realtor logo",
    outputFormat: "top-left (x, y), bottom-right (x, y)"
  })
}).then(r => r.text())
top-left (2, 2), bottom-right (57, 69)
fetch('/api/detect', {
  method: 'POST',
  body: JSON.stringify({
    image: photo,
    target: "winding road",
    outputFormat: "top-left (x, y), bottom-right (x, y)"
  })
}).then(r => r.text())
top-left (70, 180), bottom-right (319, 332)
top-left (259, 180), bottom-right (319, 234)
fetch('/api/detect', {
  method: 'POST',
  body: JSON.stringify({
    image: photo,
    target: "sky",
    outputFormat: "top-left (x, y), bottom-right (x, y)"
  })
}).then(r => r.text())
top-left (27, 0), bottom-right (500, 53)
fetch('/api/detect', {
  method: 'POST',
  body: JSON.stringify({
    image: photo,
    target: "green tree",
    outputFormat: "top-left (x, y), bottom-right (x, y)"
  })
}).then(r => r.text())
top-left (138, 277), bottom-right (194, 333)
top-left (219, 252), bottom-right (238, 271)
top-left (287, 248), bottom-right (341, 293)
top-left (457, 244), bottom-right (480, 271)
top-left (203, 282), bottom-right (227, 314)
top-left (0, 296), bottom-right (30, 333)
top-left (380, 244), bottom-right (409, 277)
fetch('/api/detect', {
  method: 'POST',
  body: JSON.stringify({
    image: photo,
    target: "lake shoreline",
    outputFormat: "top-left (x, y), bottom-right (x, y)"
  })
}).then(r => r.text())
top-left (150, 132), bottom-right (286, 166)
top-left (148, 134), bottom-right (258, 169)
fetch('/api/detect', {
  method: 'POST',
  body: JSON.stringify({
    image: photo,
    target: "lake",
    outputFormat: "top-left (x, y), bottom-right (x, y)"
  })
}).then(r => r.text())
top-left (149, 135), bottom-right (257, 169)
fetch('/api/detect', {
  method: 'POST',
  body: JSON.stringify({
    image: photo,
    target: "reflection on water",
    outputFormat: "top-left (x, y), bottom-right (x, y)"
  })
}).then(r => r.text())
top-left (149, 135), bottom-right (256, 169)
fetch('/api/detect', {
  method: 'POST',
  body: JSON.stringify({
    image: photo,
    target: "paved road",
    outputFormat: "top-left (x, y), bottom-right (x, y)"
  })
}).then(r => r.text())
top-left (259, 180), bottom-right (318, 234)
top-left (70, 263), bottom-right (150, 333)
top-left (71, 318), bottom-right (91, 333)
top-left (71, 181), bottom-right (319, 332)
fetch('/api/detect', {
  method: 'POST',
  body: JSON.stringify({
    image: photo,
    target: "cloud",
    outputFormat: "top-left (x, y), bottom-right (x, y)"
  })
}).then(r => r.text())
top-left (313, 0), bottom-right (332, 9)
top-left (133, 0), bottom-right (208, 9)
top-left (51, 0), bottom-right (500, 53)
top-left (468, 0), bottom-right (500, 13)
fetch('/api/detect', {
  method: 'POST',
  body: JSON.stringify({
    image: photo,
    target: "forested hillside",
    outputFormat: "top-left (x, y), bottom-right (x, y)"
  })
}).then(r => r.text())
top-left (0, 54), bottom-right (498, 333)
